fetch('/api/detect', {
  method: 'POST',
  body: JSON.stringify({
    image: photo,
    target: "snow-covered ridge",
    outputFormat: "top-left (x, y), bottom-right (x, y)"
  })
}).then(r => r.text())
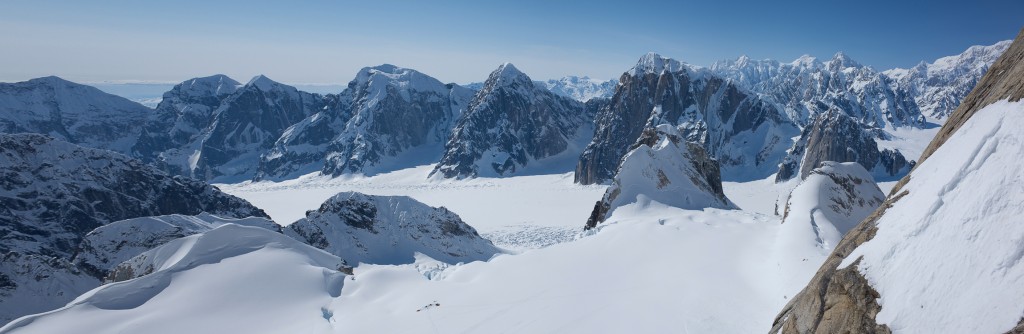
top-left (885, 40), bottom-right (1011, 119)
top-left (628, 52), bottom-right (688, 76)
top-left (1, 224), bottom-right (347, 334)
top-left (73, 213), bottom-right (279, 279)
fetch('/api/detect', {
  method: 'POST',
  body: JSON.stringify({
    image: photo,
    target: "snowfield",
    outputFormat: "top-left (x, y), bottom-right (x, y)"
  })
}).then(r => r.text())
top-left (219, 165), bottom-right (607, 251)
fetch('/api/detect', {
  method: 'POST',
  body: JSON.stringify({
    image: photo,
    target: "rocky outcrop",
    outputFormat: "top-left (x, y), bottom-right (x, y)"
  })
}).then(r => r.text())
top-left (577, 53), bottom-right (797, 185)
top-left (0, 134), bottom-right (267, 324)
top-left (585, 124), bottom-right (735, 229)
top-left (286, 192), bottom-right (500, 265)
top-left (432, 63), bottom-right (592, 178)
top-left (770, 28), bottom-right (1024, 334)
top-left (776, 110), bottom-right (912, 182)
top-left (257, 65), bottom-right (473, 180)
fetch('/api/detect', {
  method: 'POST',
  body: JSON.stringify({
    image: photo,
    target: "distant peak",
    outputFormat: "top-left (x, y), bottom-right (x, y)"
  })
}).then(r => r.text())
top-left (26, 76), bottom-right (75, 86)
top-left (175, 74), bottom-right (241, 97)
top-left (246, 74), bottom-right (280, 90)
top-left (484, 63), bottom-right (531, 87)
top-left (828, 52), bottom-right (861, 68)
top-left (364, 64), bottom-right (403, 74)
top-left (629, 52), bottom-right (684, 76)
top-left (496, 62), bottom-right (524, 76)
top-left (791, 54), bottom-right (818, 67)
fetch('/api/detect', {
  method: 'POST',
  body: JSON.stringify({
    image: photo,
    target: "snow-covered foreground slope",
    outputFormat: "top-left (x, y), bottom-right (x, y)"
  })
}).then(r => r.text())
top-left (0, 224), bottom-right (347, 334)
top-left (838, 99), bottom-right (1024, 333)
top-left (219, 165), bottom-right (606, 250)
top-left (1, 204), bottom-right (827, 334)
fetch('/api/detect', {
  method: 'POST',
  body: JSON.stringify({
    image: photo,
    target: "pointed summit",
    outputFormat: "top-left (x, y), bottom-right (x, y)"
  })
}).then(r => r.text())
top-left (175, 74), bottom-right (240, 98)
top-left (790, 54), bottom-right (818, 67)
top-left (828, 51), bottom-right (861, 68)
top-left (246, 74), bottom-right (280, 91)
top-left (629, 52), bottom-right (684, 76)
top-left (484, 63), bottom-right (532, 88)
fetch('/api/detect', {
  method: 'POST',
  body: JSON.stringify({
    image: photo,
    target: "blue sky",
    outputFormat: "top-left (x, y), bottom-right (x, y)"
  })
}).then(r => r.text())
top-left (1, 0), bottom-right (1020, 84)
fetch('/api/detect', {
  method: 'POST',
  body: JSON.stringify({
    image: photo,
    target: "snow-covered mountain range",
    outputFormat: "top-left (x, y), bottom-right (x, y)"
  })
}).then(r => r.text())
top-left (885, 40), bottom-right (1012, 120)
top-left (538, 76), bottom-right (618, 102)
top-left (257, 65), bottom-right (473, 180)
top-left (0, 34), bottom-right (1019, 333)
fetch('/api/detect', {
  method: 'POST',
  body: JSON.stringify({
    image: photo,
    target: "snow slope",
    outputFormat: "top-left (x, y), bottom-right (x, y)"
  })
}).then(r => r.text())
top-left (0, 224), bottom-right (347, 334)
top-left (839, 99), bottom-right (1024, 333)
top-left (73, 213), bottom-right (279, 277)
top-left (776, 162), bottom-right (884, 284)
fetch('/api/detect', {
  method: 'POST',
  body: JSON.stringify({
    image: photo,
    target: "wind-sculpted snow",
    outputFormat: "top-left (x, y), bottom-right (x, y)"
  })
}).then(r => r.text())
top-left (834, 100), bottom-right (1024, 333)
top-left (258, 65), bottom-right (473, 180)
top-left (433, 63), bottom-right (594, 178)
top-left (577, 53), bottom-right (797, 184)
top-left (286, 192), bottom-right (500, 266)
top-left (73, 213), bottom-right (279, 279)
top-left (1, 224), bottom-right (347, 334)
top-left (586, 124), bottom-right (735, 229)
top-left (0, 134), bottom-right (267, 324)
top-left (777, 162), bottom-right (883, 263)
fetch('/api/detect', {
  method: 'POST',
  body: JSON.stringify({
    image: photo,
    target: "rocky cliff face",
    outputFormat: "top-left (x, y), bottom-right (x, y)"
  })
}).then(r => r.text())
top-left (133, 75), bottom-right (241, 173)
top-left (771, 28), bottom-right (1024, 334)
top-left (885, 40), bottom-right (1011, 119)
top-left (0, 134), bottom-right (267, 324)
top-left (186, 75), bottom-right (325, 182)
top-left (776, 110), bottom-right (912, 182)
top-left (0, 76), bottom-right (151, 153)
top-left (432, 63), bottom-right (593, 178)
top-left (711, 53), bottom-right (923, 130)
top-left (257, 65), bottom-right (473, 180)
top-left (285, 192), bottom-right (500, 265)
top-left (577, 53), bottom-right (797, 184)
top-left (585, 124), bottom-right (735, 229)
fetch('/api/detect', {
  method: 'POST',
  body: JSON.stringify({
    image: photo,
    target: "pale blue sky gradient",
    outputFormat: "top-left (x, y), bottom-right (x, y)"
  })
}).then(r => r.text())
top-left (1, 0), bottom-right (1021, 84)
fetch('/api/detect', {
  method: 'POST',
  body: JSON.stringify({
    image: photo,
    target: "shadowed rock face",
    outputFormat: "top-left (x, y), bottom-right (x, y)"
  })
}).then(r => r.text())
top-left (770, 28), bottom-right (1024, 334)
top-left (0, 133), bottom-right (268, 325)
top-left (775, 110), bottom-right (912, 182)
top-left (577, 53), bottom-right (796, 185)
top-left (432, 63), bottom-right (591, 179)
